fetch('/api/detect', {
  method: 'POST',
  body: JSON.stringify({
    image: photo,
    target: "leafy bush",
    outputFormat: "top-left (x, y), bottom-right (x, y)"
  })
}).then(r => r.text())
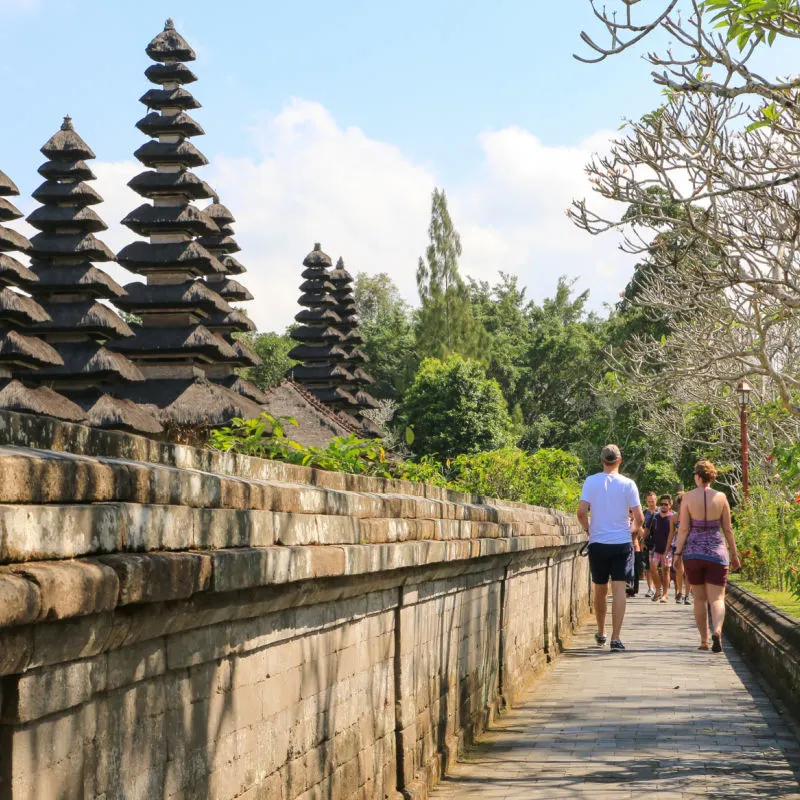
top-left (734, 443), bottom-right (800, 598)
top-left (640, 460), bottom-right (682, 497)
top-left (208, 414), bottom-right (581, 512)
top-left (402, 355), bottom-right (514, 459)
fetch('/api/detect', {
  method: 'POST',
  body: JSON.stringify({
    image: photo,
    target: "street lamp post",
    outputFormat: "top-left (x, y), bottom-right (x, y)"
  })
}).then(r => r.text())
top-left (737, 378), bottom-right (753, 501)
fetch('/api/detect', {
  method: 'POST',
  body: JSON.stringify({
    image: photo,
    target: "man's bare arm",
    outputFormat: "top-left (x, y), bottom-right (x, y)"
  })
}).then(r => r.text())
top-left (630, 506), bottom-right (644, 535)
top-left (577, 500), bottom-right (590, 533)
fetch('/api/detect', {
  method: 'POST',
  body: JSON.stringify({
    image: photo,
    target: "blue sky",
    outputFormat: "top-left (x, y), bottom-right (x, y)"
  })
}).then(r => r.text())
top-left (1, 0), bottom-right (684, 329)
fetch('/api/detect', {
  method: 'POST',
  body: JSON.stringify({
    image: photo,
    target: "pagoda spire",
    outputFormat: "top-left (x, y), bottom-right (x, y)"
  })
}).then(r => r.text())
top-left (328, 257), bottom-right (379, 421)
top-left (0, 167), bottom-right (85, 421)
top-left (110, 20), bottom-right (264, 427)
top-left (287, 243), bottom-right (358, 411)
top-left (21, 120), bottom-right (162, 434)
top-left (200, 193), bottom-right (267, 403)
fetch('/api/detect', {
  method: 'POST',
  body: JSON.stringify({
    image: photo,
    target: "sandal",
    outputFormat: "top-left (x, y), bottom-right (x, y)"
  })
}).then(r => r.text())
top-left (711, 633), bottom-right (723, 653)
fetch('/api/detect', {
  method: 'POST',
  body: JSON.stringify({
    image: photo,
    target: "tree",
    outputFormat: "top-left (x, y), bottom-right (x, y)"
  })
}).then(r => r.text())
top-left (573, 1), bottom-right (800, 419)
top-left (416, 188), bottom-right (485, 360)
top-left (401, 355), bottom-right (514, 459)
top-left (239, 330), bottom-right (295, 390)
top-left (353, 272), bottom-right (418, 399)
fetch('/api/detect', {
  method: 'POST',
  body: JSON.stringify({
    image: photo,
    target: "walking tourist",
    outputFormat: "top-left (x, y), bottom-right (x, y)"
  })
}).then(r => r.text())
top-left (674, 460), bottom-right (740, 652)
top-left (626, 511), bottom-right (640, 597)
top-left (648, 494), bottom-right (675, 602)
top-left (642, 492), bottom-right (657, 598)
top-left (667, 492), bottom-right (691, 605)
top-left (577, 444), bottom-right (644, 652)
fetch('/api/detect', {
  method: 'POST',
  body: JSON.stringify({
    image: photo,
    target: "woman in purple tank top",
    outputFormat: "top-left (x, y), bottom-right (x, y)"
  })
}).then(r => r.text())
top-left (674, 460), bottom-right (740, 652)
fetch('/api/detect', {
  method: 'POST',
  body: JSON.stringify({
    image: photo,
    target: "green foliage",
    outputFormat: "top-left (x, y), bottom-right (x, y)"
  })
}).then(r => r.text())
top-left (209, 413), bottom-right (390, 475)
top-left (353, 272), bottom-right (418, 400)
top-left (702, 0), bottom-right (799, 49)
top-left (641, 460), bottom-right (682, 496)
top-left (402, 355), bottom-right (514, 459)
top-left (416, 188), bottom-right (486, 360)
top-left (239, 330), bottom-right (296, 390)
top-left (448, 447), bottom-right (583, 511)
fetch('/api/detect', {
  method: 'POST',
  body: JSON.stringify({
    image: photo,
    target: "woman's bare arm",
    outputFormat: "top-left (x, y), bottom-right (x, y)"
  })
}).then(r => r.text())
top-left (676, 500), bottom-right (691, 553)
top-left (721, 499), bottom-right (740, 569)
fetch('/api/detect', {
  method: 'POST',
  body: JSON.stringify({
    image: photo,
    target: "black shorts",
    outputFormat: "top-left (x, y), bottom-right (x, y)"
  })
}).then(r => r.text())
top-left (588, 542), bottom-right (633, 584)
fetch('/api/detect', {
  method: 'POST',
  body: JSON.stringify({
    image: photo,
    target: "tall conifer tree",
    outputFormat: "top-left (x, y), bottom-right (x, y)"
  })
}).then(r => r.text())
top-left (415, 188), bottom-right (483, 360)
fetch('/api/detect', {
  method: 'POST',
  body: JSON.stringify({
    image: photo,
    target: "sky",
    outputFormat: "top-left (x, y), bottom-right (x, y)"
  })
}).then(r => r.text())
top-left (1, 0), bottom-right (683, 331)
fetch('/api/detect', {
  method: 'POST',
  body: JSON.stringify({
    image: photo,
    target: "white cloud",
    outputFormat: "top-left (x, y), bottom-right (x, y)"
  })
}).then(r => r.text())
top-left (13, 99), bottom-right (634, 332)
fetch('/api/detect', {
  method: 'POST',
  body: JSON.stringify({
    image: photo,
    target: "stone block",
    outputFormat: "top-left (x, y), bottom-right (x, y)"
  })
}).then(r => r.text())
top-left (272, 484), bottom-right (328, 514)
top-left (0, 570), bottom-right (40, 627)
top-left (0, 504), bottom-right (123, 562)
top-left (1, 653), bottom-right (107, 723)
top-left (211, 547), bottom-right (292, 593)
top-left (97, 552), bottom-right (211, 605)
top-left (11, 560), bottom-right (119, 621)
top-left (106, 637), bottom-right (166, 692)
top-left (274, 512), bottom-right (359, 546)
top-left (28, 612), bottom-right (115, 670)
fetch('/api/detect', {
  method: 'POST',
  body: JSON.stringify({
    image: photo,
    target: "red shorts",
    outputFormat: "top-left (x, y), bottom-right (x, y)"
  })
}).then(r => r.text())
top-left (683, 559), bottom-right (729, 587)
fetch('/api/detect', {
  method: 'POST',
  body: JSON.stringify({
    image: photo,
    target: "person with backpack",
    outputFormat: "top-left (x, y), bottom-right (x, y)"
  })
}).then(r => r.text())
top-left (577, 444), bottom-right (644, 652)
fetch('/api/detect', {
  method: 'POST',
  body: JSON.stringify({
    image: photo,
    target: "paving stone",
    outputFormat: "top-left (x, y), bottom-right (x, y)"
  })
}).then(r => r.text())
top-left (432, 599), bottom-right (800, 800)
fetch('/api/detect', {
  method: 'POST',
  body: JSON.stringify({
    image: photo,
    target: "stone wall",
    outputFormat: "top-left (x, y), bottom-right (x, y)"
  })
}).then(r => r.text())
top-left (0, 410), bottom-right (590, 800)
top-left (724, 582), bottom-right (800, 721)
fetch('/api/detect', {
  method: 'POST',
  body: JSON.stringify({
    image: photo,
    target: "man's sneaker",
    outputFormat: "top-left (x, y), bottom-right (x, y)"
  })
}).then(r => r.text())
top-left (610, 640), bottom-right (626, 652)
top-left (645, 588), bottom-right (655, 599)
top-left (676, 593), bottom-right (684, 604)
top-left (651, 589), bottom-right (662, 602)
top-left (595, 631), bottom-right (607, 646)
top-left (684, 593), bottom-right (692, 605)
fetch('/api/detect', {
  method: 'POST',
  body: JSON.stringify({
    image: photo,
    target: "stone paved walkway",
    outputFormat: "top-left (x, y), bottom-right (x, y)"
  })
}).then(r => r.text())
top-left (433, 595), bottom-right (800, 799)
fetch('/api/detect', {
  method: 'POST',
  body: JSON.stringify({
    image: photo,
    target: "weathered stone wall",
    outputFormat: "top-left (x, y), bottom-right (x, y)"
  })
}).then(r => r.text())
top-left (724, 582), bottom-right (800, 722)
top-left (0, 410), bottom-right (590, 800)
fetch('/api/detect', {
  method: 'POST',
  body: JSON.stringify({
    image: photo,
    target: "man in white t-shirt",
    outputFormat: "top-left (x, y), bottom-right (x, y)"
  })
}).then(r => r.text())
top-left (577, 444), bottom-right (644, 652)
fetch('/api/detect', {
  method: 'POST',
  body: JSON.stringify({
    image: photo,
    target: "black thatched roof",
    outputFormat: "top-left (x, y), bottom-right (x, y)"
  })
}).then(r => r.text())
top-left (84, 394), bottom-right (163, 434)
top-left (0, 197), bottom-right (22, 223)
top-left (145, 62), bottom-right (197, 86)
top-left (0, 226), bottom-right (32, 254)
top-left (115, 280), bottom-right (231, 316)
top-left (205, 372), bottom-right (269, 404)
top-left (289, 363), bottom-right (354, 383)
top-left (122, 203), bottom-right (218, 238)
top-left (196, 234), bottom-right (239, 254)
top-left (111, 324), bottom-right (237, 362)
top-left (232, 339), bottom-right (261, 367)
top-left (219, 254), bottom-right (246, 275)
top-left (26, 205), bottom-right (107, 234)
top-left (33, 300), bottom-right (134, 339)
top-left (299, 278), bottom-right (336, 294)
top-left (0, 288), bottom-right (52, 326)
top-left (290, 325), bottom-right (343, 343)
top-left (206, 277), bottom-right (252, 302)
top-left (311, 385), bottom-right (358, 407)
top-left (134, 140), bottom-right (208, 169)
top-left (203, 307), bottom-right (256, 334)
top-left (204, 199), bottom-right (235, 226)
top-left (140, 87), bottom-right (201, 110)
top-left (37, 341), bottom-right (144, 384)
top-left (128, 170), bottom-right (213, 200)
top-left (295, 307), bottom-right (342, 325)
top-left (32, 180), bottom-right (102, 206)
top-left (298, 292), bottom-right (336, 308)
top-left (146, 19), bottom-right (197, 63)
top-left (0, 328), bottom-right (63, 368)
top-left (27, 262), bottom-right (125, 298)
top-left (28, 232), bottom-right (114, 262)
top-left (119, 377), bottom-right (265, 427)
top-left (116, 240), bottom-right (224, 276)
top-left (287, 343), bottom-right (349, 362)
top-left (0, 255), bottom-right (37, 289)
top-left (0, 169), bottom-right (20, 196)
top-left (136, 111), bottom-right (204, 139)
top-left (0, 380), bottom-right (85, 421)
top-left (37, 159), bottom-right (95, 182)
top-left (40, 116), bottom-right (94, 160)
top-left (303, 243), bottom-right (332, 270)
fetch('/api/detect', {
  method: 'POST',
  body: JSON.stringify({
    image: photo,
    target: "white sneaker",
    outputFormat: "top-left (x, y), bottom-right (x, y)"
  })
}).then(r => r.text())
top-left (645, 589), bottom-right (655, 599)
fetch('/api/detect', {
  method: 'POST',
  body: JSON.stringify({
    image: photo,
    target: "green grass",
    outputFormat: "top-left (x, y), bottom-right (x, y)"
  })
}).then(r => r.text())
top-left (729, 576), bottom-right (800, 620)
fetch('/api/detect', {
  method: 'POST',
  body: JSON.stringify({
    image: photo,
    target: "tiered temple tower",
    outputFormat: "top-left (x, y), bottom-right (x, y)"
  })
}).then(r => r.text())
top-left (112, 19), bottom-right (263, 426)
top-left (327, 257), bottom-right (378, 417)
top-left (287, 244), bottom-right (358, 411)
top-left (0, 168), bottom-right (84, 421)
top-left (200, 195), bottom-right (266, 403)
top-left (21, 119), bottom-right (162, 434)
